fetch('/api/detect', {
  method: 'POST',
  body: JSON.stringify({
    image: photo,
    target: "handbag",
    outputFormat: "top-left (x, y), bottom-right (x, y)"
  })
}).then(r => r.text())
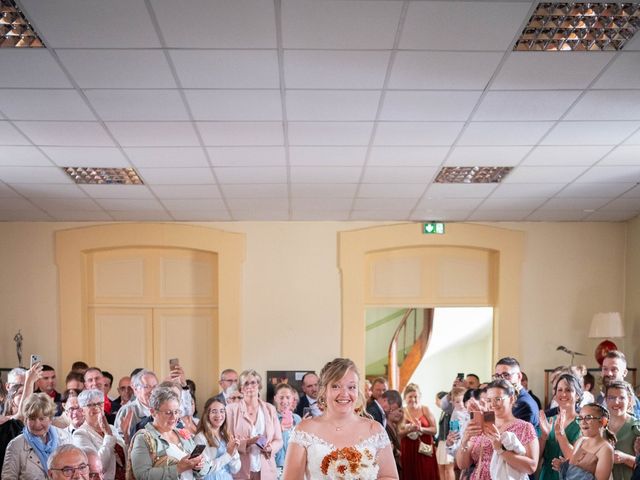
top-left (418, 440), bottom-right (433, 456)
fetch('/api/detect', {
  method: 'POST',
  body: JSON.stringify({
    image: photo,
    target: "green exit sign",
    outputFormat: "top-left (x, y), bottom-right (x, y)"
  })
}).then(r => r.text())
top-left (423, 222), bottom-right (445, 234)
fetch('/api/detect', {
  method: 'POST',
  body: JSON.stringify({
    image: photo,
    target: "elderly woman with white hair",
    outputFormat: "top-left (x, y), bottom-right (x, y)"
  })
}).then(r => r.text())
top-left (72, 389), bottom-right (126, 480)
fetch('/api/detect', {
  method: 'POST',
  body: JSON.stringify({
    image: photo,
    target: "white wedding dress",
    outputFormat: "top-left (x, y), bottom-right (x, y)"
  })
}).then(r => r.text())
top-left (289, 429), bottom-right (390, 479)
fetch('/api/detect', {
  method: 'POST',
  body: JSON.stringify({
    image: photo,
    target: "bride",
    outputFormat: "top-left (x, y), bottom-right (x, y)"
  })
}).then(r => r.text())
top-left (282, 358), bottom-right (398, 480)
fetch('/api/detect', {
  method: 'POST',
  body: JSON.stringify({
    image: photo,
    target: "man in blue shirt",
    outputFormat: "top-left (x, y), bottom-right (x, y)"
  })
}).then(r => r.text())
top-left (595, 350), bottom-right (640, 419)
top-left (494, 356), bottom-right (540, 431)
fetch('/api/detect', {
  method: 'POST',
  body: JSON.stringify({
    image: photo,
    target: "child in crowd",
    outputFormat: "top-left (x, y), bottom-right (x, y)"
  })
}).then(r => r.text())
top-left (446, 387), bottom-right (471, 457)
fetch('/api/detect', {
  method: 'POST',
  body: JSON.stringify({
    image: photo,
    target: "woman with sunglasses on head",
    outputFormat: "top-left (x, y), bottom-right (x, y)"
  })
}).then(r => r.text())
top-left (225, 370), bottom-right (282, 480)
top-left (194, 397), bottom-right (240, 479)
top-left (605, 381), bottom-right (640, 480)
top-left (539, 374), bottom-right (583, 480)
top-left (72, 389), bottom-right (126, 480)
top-left (552, 403), bottom-right (615, 480)
top-left (455, 379), bottom-right (538, 480)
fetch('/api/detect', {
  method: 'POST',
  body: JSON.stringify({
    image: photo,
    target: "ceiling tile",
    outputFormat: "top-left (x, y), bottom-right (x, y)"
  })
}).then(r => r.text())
top-left (350, 210), bottom-right (409, 220)
top-left (0, 166), bottom-right (71, 183)
top-left (292, 197), bottom-right (353, 211)
top-left (389, 51), bottom-right (504, 90)
top-left (410, 209), bottom-right (471, 221)
top-left (291, 210), bottom-right (350, 221)
top-left (375, 122), bottom-right (464, 146)
top-left (151, 185), bottom-right (221, 199)
top-left (96, 198), bottom-right (164, 211)
top-left (599, 198), bottom-right (640, 211)
top-left (467, 210), bottom-right (532, 221)
top-left (368, 146), bottom-right (447, 167)
top-left (152, 0), bottom-right (276, 48)
top-left (458, 122), bottom-right (553, 146)
top-left (556, 182), bottom-right (636, 198)
top-left (137, 167), bottom-right (215, 184)
top-left (125, 147), bottom-right (209, 168)
top-left (419, 197), bottom-right (484, 211)
top-left (0, 210), bottom-right (52, 221)
top-left (625, 129), bottom-right (640, 145)
top-left (362, 166), bottom-right (437, 184)
top-left (170, 50), bottom-right (279, 88)
top-left (354, 198), bottom-right (417, 210)
top-left (0, 146), bottom-right (50, 166)
top-left (0, 197), bottom-right (43, 210)
top-left (11, 183), bottom-right (86, 198)
top-left (566, 91), bottom-right (640, 121)
top-left (221, 184), bottom-right (287, 198)
top-left (0, 50), bottom-right (72, 88)
top-left (282, 0), bottom-right (401, 49)
top-left (381, 91), bottom-right (481, 122)
top-left (289, 147), bottom-right (367, 166)
top-left (21, 0), bottom-right (161, 48)
top-left (208, 147), bottom-right (286, 167)
top-left (574, 166), bottom-right (640, 183)
top-left (288, 122), bottom-right (373, 146)
top-left (358, 183), bottom-right (425, 198)
top-left (231, 209), bottom-right (290, 221)
top-left (526, 210), bottom-right (589, 221)
top-left (584, 211), bottom-right (636, 221)
top-left (503, 166), bottom-right (587, 183)
top-left (446, 146), bottom-right (530, 166)
top-left (161, 199), bottom-right (227, 211)
top-left (57, 50), bottom-right (176, 88)
top-left (523, 146), bottom-right (611, 166)
top-left (542, 121), bottom-right (640, 146)
top-left (171, 211), bottom-right (231, 221)
top-left (106, 122), bottom-right (200, 147)
top-left (290, 166), bottom-right (362, 183)
top-left (215, 167), bottom-right (287, 184)
top-left (599, 146), bottom-right (640, 166)
top-left (14, 121), bottom-right (113, 146)
top-left (425, 183), bottom-right (497, 198)
top-left (80, 185), bottom-right (155, 199)
top-left (198, 122), bottom-right (284, 146)
top-left (541, 197), bottom-right (611, 210)
top-left (31, 197), bottom-right (102, 211)
top-left (227, 198), bottom-right (289, 210)
top-left (286, 91), bottom-right (380, 121)
top-left (284, 51), bottom-right (390, 89)
top-left (618, 185), bottom-right (640, 198)
top-left (492, 53), bottom-right (615, 90)
top-left (290, 183), bottom-right (358, 197)
top-left (86, 91), bottom-right (189, 121)
top-left (185, 91), bottom-right (282, 121)
top-left (42, 147), bottom-right (130, 167)
top-left (478, 197), bottom-right (547, 210)
top-left (109, 210), bottom-right (173, 221)
top-left (491, 183), bottom-right (565, 198)
top-left (45, 210), bottom-right (113, 221)
top-left (593, 53), bottom-right (640, 89)
top-left (400, 1), bottom-right (530, 50)
top-left (0, 122), bottom-right (31, 145)
top-left (0, 90), bottom-right (95, 121)
top-left (474, 91), bottom-right (582, 121)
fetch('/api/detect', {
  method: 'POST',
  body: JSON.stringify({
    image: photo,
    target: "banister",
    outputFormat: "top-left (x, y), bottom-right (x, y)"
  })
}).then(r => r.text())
top-left (388, 308), bottom-right (416, 390)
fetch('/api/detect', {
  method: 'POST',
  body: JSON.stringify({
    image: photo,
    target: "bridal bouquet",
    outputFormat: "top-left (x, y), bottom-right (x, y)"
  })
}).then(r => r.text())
top-left (320, 446), bottom-right (378, 479)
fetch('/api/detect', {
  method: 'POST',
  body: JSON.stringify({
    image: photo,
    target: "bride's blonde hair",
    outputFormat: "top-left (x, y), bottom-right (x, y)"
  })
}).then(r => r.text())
top-left (317, 358), bottom-right (367, 416)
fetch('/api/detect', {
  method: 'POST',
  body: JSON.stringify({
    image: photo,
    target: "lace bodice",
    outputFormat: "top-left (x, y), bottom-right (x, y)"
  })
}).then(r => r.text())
top-left (289, 429), bottom-right (390, 479)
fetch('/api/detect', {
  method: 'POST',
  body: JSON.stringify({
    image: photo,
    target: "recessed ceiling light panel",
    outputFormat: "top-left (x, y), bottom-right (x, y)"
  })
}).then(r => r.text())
top-left (0, 0), bottom-right (44, 48)
top-left (514, 2), bottom-right (640, 51)
top-left (435, 166), bottom-right (513, 184)
top-left (63, 167), bottom-right (144, 185)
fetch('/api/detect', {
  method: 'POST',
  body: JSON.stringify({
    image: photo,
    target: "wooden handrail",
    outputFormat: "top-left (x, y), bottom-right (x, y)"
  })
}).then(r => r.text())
top-left (388, 308), bottom-right (416, 390)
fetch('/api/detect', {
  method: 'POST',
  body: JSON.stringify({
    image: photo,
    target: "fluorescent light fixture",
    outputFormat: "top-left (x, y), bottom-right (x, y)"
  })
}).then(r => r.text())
top-left (435, 166), bottom-right (513, 184)
top-left (514, 2), bottom-right (640, 51)
top-left (0, 0), bottom-right (44, 48)
top-left (63, 167), bottom-right (144, 185)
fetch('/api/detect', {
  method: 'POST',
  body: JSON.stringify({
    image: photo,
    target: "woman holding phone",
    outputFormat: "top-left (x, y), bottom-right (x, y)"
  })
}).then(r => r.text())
top-left (455, 379), bottom-right (539, 480)
top-left (225, 369), bottom-right (282, 480)
top-left (72, 389), bottom-right (126, 480)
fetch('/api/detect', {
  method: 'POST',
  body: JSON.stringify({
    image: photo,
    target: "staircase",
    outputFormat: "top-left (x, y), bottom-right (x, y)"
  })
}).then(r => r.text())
top-left (388, 308), bottom-right (433, 392)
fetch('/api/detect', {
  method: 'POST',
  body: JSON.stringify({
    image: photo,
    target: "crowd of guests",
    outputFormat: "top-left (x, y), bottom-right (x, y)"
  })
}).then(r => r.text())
top-left (0, 350), bottom-right (638, 480)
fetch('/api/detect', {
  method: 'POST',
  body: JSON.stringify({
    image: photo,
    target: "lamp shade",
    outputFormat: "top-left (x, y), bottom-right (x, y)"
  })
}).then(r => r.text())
top-left (588, 312), bottom-right (625, 338)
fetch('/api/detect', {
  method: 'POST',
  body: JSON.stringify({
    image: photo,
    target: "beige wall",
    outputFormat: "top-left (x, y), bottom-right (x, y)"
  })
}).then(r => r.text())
top-left (625, 215), bottom-right (640, 371)
top-left (0, 220), bottom-right (631, 398)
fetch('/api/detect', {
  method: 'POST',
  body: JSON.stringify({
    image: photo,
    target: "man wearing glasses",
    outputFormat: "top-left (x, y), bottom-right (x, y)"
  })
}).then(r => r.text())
top-left (47, 445), bottom-right (89, 480)
top-left (114, 369), bottom-right (158, 442)
top-left (213, 368), bottom-right (239, 405)
top-left (81, 448), bottom-right (104, 480)
top-left (494, 357), bottom-right (540, 431)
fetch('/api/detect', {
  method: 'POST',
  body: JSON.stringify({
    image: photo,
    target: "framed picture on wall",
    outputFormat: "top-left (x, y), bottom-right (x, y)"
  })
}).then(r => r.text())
top-left (265, 370), bottom-right (313, 404)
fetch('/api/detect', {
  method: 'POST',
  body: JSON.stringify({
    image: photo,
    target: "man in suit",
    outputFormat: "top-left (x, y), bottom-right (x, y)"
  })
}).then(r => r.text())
top-left (366, 376), bottom-right (388, 426)
top-left (295, 372), bottom-right (321, 417)
top-left (212, 368), bottom-right (239, 405)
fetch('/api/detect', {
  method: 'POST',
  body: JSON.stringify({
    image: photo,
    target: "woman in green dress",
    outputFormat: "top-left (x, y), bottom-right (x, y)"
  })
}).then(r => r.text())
top-left (606, 381), bottom-right (640, 480)
top-left (539, 373), bottom-right (583, 480)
